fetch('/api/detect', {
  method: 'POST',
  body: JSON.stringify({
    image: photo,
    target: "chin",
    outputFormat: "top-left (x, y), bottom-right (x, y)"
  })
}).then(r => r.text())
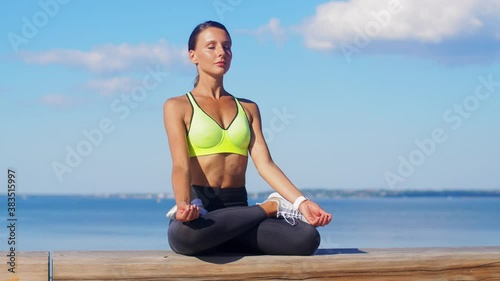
top-left (214, 69), bottom-right (230, 76)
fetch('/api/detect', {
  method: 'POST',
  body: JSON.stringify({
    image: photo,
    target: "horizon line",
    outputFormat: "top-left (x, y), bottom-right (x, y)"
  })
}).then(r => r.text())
top-left (2, 188), bottom-right (500, 197)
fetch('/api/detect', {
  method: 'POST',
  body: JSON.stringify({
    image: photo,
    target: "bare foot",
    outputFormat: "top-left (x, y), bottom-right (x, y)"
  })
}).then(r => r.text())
top-left (259, 201), bottom-right (277, 218)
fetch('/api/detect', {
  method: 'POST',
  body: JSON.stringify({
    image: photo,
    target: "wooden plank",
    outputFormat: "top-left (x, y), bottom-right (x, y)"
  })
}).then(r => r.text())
top-left (53, 247), bottom-right (500, 280)
top-left (0, 251), bottom-right (49, 281)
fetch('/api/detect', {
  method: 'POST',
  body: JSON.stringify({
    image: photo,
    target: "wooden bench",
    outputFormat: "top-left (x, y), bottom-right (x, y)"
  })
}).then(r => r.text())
top-left (52, 247), bottom-right (500, 280)
top-left (0, 251), bottom-right (49, 281)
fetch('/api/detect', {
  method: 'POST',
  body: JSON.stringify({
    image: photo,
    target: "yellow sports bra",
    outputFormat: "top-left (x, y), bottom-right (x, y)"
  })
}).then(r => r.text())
top-left (186, 92), bottom-right (251, 157)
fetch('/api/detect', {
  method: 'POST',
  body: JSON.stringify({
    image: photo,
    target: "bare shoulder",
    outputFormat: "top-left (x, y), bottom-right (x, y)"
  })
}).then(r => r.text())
top-left (236, 97), bottom-right (260, 113)
top-left (235, 97), bottom-right (262, 125)
top-left (163, 94), bottom-right (189, 113)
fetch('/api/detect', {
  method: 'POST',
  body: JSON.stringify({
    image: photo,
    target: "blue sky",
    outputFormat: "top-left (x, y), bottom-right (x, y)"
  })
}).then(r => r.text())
top-left (1, 0), bottom-right (499, 195)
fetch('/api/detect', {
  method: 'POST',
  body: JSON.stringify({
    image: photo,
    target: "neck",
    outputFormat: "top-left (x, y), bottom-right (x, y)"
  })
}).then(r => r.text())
top-left (193, 72), bottom-right (226, 99)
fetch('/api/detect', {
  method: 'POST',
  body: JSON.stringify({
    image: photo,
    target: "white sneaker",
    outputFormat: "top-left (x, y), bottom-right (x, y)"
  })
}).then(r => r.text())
top-left (166, 198), bottom-right (207, 220)
top-left (264, 192), bottom-right (309, 226)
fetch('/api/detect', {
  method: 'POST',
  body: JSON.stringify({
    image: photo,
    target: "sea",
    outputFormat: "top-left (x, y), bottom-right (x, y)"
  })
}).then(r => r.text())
top-left (1, 195), bottom-right (500, 252)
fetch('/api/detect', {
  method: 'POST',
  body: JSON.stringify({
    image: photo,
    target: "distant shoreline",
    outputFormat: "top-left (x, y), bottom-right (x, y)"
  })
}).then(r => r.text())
top-left (288, 189), bottom-right (500, 199)
top-left (3, 189), bottom-right (500, 199)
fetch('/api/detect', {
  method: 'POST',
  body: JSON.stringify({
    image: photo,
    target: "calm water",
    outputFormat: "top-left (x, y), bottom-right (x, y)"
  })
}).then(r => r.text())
top-left (1, 196), bottom-right (499, 251)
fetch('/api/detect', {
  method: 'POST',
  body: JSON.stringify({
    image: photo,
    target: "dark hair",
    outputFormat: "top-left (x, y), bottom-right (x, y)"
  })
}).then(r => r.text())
top-left (188, 21), bottom-right (231, 87)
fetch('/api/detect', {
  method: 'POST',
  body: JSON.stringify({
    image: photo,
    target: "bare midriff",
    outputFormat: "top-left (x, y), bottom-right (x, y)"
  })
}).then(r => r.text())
top-left (190, 153), bottom-right (248, 188)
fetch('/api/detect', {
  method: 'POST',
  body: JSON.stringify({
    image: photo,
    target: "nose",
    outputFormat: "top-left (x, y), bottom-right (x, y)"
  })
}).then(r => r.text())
top-left (217, 45), bottom-right (226, 56)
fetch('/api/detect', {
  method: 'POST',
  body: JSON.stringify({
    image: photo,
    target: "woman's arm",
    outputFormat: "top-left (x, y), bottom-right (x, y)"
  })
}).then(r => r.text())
top-left (163, 97), bottom-right (199, 222)
top-left (245, 101), bottom-right (332, 226)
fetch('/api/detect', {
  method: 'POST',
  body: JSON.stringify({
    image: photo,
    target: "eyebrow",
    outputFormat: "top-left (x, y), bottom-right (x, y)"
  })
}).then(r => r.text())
top-left (205, 40), bottom-right (232, 45)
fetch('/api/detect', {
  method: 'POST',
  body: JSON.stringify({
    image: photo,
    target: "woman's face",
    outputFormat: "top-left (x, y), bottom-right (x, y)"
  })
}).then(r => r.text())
top-left (190, 27), bottom-right (232, 78)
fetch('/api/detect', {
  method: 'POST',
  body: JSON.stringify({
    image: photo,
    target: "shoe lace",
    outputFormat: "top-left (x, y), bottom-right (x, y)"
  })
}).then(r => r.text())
top-left (279, 207), bottom-right (302, 226)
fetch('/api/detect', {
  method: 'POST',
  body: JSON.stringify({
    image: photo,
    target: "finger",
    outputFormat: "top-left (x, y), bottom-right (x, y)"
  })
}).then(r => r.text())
top-left (186, 205), bottom-right (200, 221)
top-left (184, 207), bottom-right (194, 219)
top-left (327, 213), bottom-right (333, 224)
top-left (322, 215), bottom-right (329, 226)
top-left (324, 213), bottom-right (332, 225)
top-left (315, 209), bottom-right (330, 225)
top-left (309, 216), bottom-right (321, 227)
top-left (318, 214), bottom-right (328, 226)
top-left (177, 209), bottom-right (189, 222)
top-left (182, 207), bottom-right (192, 221)
top-left (189, 207), bottom-right (200, 220)
top-left (315, 215), bottom-right (324, 227)
top-left (307, 209), bottom-right (322, 226)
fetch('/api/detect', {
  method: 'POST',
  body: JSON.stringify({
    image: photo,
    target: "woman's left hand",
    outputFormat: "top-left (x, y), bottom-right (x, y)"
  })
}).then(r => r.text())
top-left (298, 200), bottom-right (332, 227)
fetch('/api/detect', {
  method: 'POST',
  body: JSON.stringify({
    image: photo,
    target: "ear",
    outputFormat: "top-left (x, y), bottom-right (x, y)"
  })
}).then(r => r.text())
top-left (189, 50), bottom-right (198, 65)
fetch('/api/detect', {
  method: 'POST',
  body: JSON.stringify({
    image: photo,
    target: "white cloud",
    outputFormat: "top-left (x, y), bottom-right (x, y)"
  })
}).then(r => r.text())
top-left (40, 94), bottom-right (82, 108)
top-left (84, 77), bottom-right (137, 96)
top-left (297, 0), bottom-right (500, 50)
top-left (19, 40), bottom-right (189, 73)
top-left (236, 18), bottom-right (287, 46)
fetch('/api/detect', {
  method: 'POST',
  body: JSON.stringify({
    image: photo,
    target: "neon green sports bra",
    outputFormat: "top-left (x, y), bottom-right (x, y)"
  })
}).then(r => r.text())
top-left (186, 92), bottom-right (251, 157)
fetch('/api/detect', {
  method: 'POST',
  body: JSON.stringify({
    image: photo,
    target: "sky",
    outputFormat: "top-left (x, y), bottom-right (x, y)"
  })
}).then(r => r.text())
top-left (1, 0), bottom-right (499, 195)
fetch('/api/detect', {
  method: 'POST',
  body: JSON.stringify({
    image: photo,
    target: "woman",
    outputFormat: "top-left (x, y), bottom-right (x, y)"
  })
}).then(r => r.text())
top-left (163, 20), bottom-right (332, 256)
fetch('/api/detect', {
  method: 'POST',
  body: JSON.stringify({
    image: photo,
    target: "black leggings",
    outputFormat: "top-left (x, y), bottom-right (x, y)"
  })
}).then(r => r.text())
top-left (167, 186), bottom-right (320, 256)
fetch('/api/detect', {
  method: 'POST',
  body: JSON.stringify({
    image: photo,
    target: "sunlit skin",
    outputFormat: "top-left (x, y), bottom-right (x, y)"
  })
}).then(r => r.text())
top-left (163, 27), bottom-right (332, 226)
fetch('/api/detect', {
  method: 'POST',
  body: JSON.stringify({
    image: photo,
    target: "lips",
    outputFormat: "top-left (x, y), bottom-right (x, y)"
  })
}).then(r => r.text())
top-left (215, 61), bottom-right (226, 67)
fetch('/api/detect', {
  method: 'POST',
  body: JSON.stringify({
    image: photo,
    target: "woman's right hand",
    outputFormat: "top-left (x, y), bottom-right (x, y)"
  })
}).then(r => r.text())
top-left (175, 202), bottom-right (200, 222)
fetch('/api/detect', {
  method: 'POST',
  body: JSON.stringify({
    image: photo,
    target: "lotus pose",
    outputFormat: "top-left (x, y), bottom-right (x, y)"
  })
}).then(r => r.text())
top-left (163, 20), bottom-right (332, 256)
